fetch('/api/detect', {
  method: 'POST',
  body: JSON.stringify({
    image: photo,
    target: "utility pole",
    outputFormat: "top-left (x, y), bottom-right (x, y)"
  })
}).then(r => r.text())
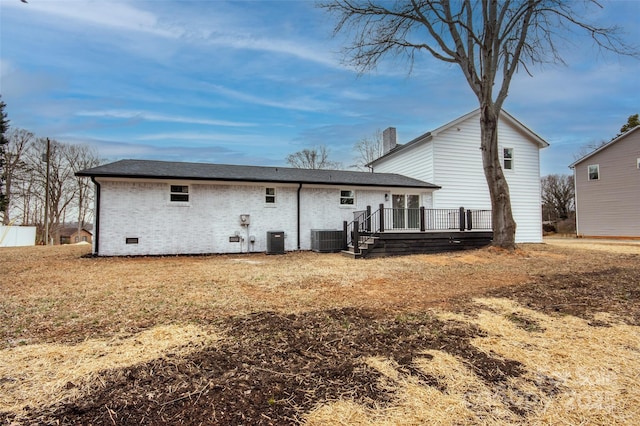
top-left (44, 138), bottom-right (50, 245)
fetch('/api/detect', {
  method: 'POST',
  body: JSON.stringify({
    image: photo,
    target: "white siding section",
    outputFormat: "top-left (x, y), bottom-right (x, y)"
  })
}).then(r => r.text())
top-left (373, 141), bottom-right (434, 183)
top-left (432, 121), bottom-right (489, 210)
top-left (497, 121), bottom-right (544, 243)
top-left (373, 112), bottom-right (544, 243)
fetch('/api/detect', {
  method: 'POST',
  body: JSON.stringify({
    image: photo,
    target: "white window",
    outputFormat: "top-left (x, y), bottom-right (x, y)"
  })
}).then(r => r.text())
top-left (503, 147), bottom-right (514, 170)
top-left (637, 158), bottom-right (640, 169)
top-left (170, 185), bottom-right (189, 202)
top-left (265, 187), bottom-right (276, 204)
top-left (340, 190), bottom-right (355, 205)
top-left (588, 164), bottom-right (599, 181)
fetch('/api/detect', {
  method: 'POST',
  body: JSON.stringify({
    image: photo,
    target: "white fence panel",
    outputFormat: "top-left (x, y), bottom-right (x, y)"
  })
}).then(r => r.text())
top-left (0, 226), bottom-right (37, 247)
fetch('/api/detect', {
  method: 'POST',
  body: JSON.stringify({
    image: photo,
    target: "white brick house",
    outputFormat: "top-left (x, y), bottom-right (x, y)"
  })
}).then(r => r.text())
top-left (77, 160), bottom-right (439, 256)
top-left (369, 109), bottom-right (549, 243)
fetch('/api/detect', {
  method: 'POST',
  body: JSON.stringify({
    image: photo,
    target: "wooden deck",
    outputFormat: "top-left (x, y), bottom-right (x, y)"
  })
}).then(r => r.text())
top-left (342, 230), bottom-right (494, 259)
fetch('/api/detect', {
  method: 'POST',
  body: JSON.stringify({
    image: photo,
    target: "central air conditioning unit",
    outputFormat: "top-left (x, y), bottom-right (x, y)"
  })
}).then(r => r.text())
top-left (310, 229), bottom-right (345, 253)
top-left (266, 231), bottom-right (285, 255)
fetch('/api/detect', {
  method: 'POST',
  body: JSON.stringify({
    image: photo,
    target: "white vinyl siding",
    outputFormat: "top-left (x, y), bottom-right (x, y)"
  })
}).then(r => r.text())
top-left (372, 111), bottom-right (545, 243)
top-left (373, 140), bottom-right (434, 184)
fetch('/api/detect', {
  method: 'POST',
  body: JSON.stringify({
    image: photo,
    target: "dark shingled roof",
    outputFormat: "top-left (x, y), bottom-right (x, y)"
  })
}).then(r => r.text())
top-left (77, 159), bottom-right (440, 189)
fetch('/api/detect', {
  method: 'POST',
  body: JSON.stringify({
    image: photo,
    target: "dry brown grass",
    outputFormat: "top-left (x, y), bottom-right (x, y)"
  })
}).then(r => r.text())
top-left (307, 299), bottom-right (640, 425)
top-left (3, 242), bottom-right (633, 348)
top-left (1, 241), bottom-right (639, 424)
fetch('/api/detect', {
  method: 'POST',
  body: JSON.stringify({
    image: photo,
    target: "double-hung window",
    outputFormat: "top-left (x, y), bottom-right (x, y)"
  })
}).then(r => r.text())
top-left (340, 190), bottom-right (355, 205)
top-left (265, 187), bottom-right (276, 204)
top-left (170, 185), bottom-right (189, 202)
top-left (503, 148), bottom-right (514, 170)
top-left (588, 164), bottom-right (599, 181)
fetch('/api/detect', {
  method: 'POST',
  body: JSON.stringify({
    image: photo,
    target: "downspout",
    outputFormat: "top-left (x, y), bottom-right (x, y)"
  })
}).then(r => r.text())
top-left (90, 177), bottom-right (101, 255)
top-left (297, 183), bottom-right (302, 250)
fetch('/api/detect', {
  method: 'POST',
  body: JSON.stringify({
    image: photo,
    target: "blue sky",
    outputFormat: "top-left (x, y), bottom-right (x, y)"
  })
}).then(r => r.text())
top-left (1, 0), bottom-right (638, 176)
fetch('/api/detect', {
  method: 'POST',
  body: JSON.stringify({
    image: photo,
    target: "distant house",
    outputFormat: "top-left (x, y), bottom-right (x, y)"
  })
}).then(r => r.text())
top-left (569, 127), bottom-right (640, 238)
top-left (76, 160), bottom-right (442, 256)
top-left (369, 109), bottom-right (549, 243)
top-left (59, 227), bottom-right (93, 245)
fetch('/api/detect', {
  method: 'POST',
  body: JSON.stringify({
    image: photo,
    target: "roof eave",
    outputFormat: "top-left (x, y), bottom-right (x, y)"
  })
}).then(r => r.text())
top-left (569, 126), bottom-right (640, 168)
top-left (79, 171), bottom-right (439, 190)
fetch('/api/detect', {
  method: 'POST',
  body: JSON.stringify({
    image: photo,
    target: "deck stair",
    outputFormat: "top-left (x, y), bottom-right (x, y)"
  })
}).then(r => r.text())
top-left (341, 235), bottom-right (379, 259)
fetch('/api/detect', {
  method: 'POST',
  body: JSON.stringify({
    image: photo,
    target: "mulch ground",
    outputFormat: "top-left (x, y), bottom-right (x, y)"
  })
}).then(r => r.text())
top-left (3, 259), bottom-right (638, 426)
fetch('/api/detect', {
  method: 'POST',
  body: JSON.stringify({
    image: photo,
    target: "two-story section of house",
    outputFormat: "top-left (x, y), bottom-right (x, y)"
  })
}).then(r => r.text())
top-left (369, 109), bottom-right (549, 243)
top-left (570, 126), bottom-right (640, 238)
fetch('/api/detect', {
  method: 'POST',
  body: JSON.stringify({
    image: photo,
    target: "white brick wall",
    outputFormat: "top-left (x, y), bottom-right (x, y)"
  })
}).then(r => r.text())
top-left (96, 179), bottom-right (433, 256)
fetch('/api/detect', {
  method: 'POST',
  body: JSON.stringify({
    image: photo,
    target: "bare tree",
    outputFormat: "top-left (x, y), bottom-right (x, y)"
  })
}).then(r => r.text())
top-left (0, 96), bottom-right (9, 214)
top-left (64, 144), bottom-right (101, 240)
top-left (541, 174), bottom-right (574, 221)
top-left (353, 129), bottom-right (383, 170)
top-left (321, 0), bottom-right (637, 248)
top-left (286, 145), bottom-right (342, 169)
top-left (24, 139), bottom-right (77, 244)
top-left (2, 128), bottom-right (34, 224)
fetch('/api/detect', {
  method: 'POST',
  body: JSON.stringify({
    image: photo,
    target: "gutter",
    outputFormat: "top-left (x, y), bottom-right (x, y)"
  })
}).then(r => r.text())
top-left (297, 183), bottom-right (302, 250)
top-left (91, 177), bottom-right (101, 255)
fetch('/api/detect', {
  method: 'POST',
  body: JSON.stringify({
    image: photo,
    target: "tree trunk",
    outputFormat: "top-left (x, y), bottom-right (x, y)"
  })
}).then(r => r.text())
top-left (480, 105), bottom-right (517, 249)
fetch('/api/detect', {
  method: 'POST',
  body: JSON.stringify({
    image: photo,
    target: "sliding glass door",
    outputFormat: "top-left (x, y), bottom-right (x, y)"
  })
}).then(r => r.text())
top-left (392, 194), bottom-right (420, 230)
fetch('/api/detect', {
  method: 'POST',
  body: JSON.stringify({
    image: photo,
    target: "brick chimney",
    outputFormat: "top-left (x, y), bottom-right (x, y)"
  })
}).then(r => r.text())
top-left (382, 127), bottom-right (397, 155)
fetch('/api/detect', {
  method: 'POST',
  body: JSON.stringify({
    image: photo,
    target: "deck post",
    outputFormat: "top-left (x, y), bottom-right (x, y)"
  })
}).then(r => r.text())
top-left (353, 220), bottom-right (360, 253)
top-left (343, 221), bottom-right (348, 249)
top-left (459, 207), bottom-right (465, 231)
top-left (366, 205), bottom-right (372, 232)
top-left (379, 204), bottom-right (385, 232)
top-left (466, 209), bottom-right (473, 230)
top-left (420, 206), bottom-right (426, 232)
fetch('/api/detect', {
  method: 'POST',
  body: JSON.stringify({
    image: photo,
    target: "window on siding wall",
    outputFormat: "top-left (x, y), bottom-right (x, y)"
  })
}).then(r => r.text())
top-left (265, 187), bottom-right (276, 204)
top-left (340, 190), bottom-right (355, 205)
top-left (503, 148), bottom-right (514, 170)
top-left (637, 158), bottom-right (640, 169)
top-left (170, 185), bottom-right (189, 202)
top-left (588, 164), bottom-right (599, 181)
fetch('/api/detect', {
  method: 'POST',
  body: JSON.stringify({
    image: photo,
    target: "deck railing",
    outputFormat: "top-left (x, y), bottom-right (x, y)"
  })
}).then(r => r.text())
top-left (344, 205), bottom-right (492, 250)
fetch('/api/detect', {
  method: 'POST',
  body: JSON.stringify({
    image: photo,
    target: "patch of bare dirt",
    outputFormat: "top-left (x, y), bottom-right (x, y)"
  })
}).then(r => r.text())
top-left (4, 309), bottom-right (524, 425)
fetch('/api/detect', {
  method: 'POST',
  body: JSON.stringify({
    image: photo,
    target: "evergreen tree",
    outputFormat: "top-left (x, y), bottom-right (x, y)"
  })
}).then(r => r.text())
top-left (620, 114), bottom-right (639, 134)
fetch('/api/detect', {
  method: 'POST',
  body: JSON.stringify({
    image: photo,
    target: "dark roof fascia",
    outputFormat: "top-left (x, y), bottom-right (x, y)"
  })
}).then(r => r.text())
top-left (85, 173), bottom-right (437, 189)
top-left (569, 126), bottom-right (640, 169)
top-left (368, 131), bottom-right (433, 167)
top-left (77, 161), bottom-right (440, 190)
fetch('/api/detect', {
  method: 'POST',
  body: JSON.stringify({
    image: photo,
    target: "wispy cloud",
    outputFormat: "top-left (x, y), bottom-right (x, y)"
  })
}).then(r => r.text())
top-left (77, 110), bottom-right (255, 127)
top-left (3, 0), bottom-right (177, 38)
top-left (207, 84), bottom-right (335, 113)
top-left (4, 0), bottom-right (340, 69)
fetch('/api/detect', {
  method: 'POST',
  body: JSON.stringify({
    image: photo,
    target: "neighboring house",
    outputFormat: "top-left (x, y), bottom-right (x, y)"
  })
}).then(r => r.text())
top-left (569, 126), bottom-right (640, 238)
top-left (76, 160), bottom-right (440, 256)
top-left (369, 109), bottom-right (549, 243)
top-left (59, 227), bottom-right (93, 245)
